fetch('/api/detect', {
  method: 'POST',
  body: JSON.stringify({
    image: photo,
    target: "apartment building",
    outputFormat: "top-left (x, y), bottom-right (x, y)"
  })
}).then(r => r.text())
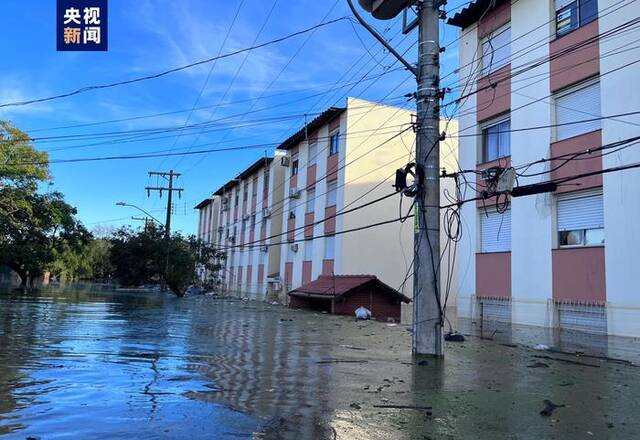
top-left (212, 156), bottom-right (287, 300)
top-left (196, 97), bottom-right (459, 321)
top-left (194, 196), bottom-right (220, 283)
top-left (449, 0), bottom-right (640, 337)
top-left (275, 97), bottom-right (459, 321)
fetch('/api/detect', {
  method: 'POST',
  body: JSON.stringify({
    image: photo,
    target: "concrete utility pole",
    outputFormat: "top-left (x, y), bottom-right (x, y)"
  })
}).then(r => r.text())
top-left (146, 170), bottom-right (184, 289)
top-left (413, 0), bottom-right (443, 357)
top-left (348, 0), bottom-right (443, 356)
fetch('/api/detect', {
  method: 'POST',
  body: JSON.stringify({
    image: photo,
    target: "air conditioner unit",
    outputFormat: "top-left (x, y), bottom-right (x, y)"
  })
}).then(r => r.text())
top-left (290, 244), bottom-right (299, 253)
top-left (289, 188), bottom-right (301, 199)
top-left (261, 245), bottom-right (269, 253)
top-left (281, 156), bottom-right (290, 167)
top-left (288, 211), bottom-right (296, 220)
top-left (262, 208), bottom-right (271, 218)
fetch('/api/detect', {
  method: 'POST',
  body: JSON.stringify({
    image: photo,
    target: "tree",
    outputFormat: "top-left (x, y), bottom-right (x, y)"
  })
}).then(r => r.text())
top-left (0, 121), bottom-right (49, 221)
top-left (109, 224), bottom-right (224, 297)
top-left (0, 191), bottom-right (90, 287)
top-left (50, 238), bottom-right (113, 282)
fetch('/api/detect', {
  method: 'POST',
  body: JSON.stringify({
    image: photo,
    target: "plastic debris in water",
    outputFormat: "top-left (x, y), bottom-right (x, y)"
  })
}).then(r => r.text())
top-left (355, 307), bottom-right (372, 320)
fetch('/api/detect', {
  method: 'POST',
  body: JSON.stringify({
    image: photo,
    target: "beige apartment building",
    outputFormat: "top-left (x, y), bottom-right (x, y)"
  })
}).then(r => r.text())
top-left (196, 97), bottom-right (459, 321)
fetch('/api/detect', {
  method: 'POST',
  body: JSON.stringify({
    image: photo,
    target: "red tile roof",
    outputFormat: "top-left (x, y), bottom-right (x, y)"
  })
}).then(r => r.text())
top-left (288, 274), bottom-right (411, 303)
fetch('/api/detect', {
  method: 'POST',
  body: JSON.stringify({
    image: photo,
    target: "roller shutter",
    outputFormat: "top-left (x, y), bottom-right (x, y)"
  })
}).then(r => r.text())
top-left (557, 189), bottom-right (604, 231)
top-left (480, 209), bottom-right (511, 253)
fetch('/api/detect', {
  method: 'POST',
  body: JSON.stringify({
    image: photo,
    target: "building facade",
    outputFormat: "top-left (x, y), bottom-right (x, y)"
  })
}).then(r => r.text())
top-left (449, 0), bottom-right (640, 337)
top-left (196, 97), bottom-right (459, 322)
top-left (194, 196), bottom-right (220, 285)
top-left (201, 155), bottom-right (287, 300)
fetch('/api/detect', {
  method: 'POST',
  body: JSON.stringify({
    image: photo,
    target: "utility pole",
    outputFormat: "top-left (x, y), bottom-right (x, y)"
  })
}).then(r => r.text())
top-left (146, 170), bottom-right (184, 290)
top-left (413, 0), bottom-right (443, 357)
top-left (348, 0), bottom-right (443, 356)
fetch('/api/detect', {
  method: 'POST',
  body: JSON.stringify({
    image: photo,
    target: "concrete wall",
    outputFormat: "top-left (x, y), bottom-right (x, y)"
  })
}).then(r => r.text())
top-left (599, 0), bottom-right (640, 337)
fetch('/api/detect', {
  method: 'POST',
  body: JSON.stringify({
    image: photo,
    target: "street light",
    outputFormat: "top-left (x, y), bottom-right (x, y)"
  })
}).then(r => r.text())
top-left (115, 202), bottom-right (164, 227)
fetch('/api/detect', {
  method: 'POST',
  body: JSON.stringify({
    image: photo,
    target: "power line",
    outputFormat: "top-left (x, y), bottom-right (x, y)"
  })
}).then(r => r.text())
top-left (0, 17), bottom-right (351, 109)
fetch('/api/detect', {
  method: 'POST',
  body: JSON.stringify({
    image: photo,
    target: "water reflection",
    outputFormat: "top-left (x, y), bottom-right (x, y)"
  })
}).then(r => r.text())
top-left (1, 288), bottom-right (639, 440)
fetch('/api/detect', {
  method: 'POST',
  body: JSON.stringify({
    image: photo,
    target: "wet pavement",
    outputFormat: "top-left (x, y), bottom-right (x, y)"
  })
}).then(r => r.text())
top-left (1, 287), bottom-right (639, 439)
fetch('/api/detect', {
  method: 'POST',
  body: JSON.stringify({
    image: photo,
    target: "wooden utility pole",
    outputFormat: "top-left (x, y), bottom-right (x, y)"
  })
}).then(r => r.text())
top-left (146, 170), bottom-right (184, 290)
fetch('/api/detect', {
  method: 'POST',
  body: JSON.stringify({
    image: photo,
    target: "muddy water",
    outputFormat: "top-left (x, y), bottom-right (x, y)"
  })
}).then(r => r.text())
top-left (1, 288), bottom-right (639, 439)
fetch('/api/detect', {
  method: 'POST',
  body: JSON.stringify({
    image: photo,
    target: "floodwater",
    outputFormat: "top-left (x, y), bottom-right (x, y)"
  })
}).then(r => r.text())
top-left (1, 287), bottom-right (639, 439)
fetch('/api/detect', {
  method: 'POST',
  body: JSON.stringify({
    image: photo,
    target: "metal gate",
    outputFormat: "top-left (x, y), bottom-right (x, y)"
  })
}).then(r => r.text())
top-left (557, 303), bottom-right (607, 334)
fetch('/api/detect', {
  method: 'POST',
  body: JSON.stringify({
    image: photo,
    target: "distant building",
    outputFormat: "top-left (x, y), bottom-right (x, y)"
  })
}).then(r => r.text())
top-left (449, 0), bottom-right (640, 337)
top-left (194, 197), bottom-right (221, 285)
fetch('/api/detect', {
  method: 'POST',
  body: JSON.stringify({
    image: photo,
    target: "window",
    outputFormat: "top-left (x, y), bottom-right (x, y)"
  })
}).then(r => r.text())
top-left (326, 181), bottom-right (337, 207)
top-left (557, 189), bottom-right (604, 247)
top-left (263, 169), bottom-right (270, 196)
top-left (250, 214), bottom-right (256, 229)
top-left (304, 240), bottom-right (313, 261)
top-left (329, 131), bottom-right (340, 155)
top-left (252, 176), bottom-right (258, 198)
top-left (324, 235), bottom-right (335, 259)
top-left (308, 142), bottom-right (317, 166)
top-left (291, 152), bottom-right (299, 176)
top-left (555, 80), bottom-right (601, 141)
top-left (482, 118), bottom-right (510, 162)
top-left (556, 0), bottom-right (598, 37)
top-left (234, 192), bottom-right (239, 206)
top-left (481, 24), bottom-right (511, 75)
top-left (306, 190), bottom-right (315, 213)
top-left (243, 182), bottom-right (248, 201)
top-left (287, 243), bottom-right (295, 262)
top-left (480, 208), bottom-right (511, 253)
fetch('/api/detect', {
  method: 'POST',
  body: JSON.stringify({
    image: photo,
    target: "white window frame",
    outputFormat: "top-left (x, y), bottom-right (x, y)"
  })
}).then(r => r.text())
top-left (481, 23), bottom-right (511, 76)
top-left (306, 189), bottom-right (315, 213)
top-left (329, 130), bottom-right (340, 156)
top-left (479, 207), bottom-right (511, 253)
top-left (480, 115), bottom-right (511, 163)
top-left (291, 151), bottom-right (299, 176)
top-left (554, 78), bottom-right (601, 142)
top-left (555, 0), bottom-right (599, 37)
top-left (326, 181), bottom-right (338, 207)
top-left (308, 141), bottom-right (317, 166)
top-left (556, 188), bottom-right (604, 248)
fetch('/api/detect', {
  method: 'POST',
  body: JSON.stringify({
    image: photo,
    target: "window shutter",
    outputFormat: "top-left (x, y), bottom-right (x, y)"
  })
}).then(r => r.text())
top-left (557, 189), bottom-right (604, 231)
top-left (556, 81), bottom-right (601, 141)
top-left (480, 209), bottom-right (511, 252)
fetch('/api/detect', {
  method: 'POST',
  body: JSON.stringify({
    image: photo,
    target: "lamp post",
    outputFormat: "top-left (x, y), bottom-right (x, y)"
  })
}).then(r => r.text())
top-left (115, 202), bottom-right (164, 227)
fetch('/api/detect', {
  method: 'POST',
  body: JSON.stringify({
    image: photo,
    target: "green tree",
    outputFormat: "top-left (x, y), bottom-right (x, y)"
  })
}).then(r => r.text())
top-left (0, 191), bottom-right (90, 287)
top-left (0, 121), bottom-right (49, 220)
top-left (109, 224), bottom-right (224, 297)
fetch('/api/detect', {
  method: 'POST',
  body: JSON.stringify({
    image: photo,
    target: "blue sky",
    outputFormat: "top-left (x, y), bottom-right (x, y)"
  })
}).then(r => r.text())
top-left (0, 0), bottom-right (466, 234)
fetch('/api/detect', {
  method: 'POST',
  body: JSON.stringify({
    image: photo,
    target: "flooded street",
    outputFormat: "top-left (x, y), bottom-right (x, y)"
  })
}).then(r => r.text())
top-left (1, 288), bottom-right (639, 439)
